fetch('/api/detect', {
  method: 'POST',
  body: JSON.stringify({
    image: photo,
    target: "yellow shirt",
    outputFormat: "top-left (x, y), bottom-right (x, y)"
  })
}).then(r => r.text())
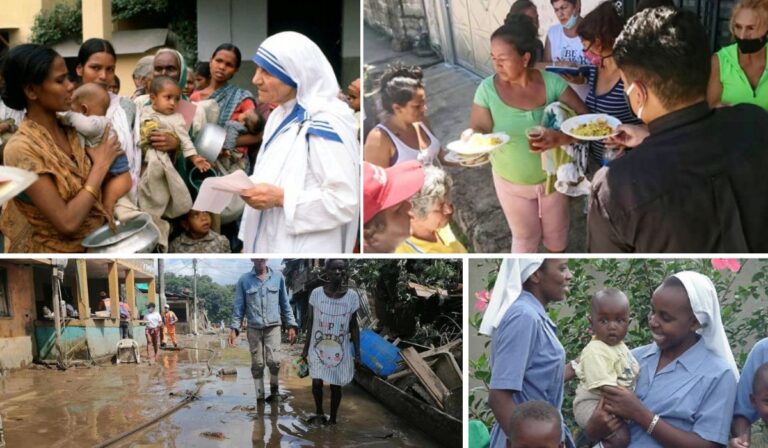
top-left (574, 337), bottom-right (639, 391)
top-left (395, 225), bottom-right (468, 254)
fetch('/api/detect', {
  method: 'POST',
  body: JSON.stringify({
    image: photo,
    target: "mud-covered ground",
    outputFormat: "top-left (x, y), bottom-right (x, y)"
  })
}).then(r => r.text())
top-left (0, 332), bottom-right (440, 447)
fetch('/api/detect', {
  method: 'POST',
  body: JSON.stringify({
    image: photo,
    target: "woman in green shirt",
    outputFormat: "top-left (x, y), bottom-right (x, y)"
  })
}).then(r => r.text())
top-left (468, 16), bottom-right (587, 253)
top-left (708, 0), bottom-right (768, 109)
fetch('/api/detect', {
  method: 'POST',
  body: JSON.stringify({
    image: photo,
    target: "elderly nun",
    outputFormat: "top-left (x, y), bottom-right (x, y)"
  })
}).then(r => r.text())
top-left (238, 32), bottom-right (359, 253)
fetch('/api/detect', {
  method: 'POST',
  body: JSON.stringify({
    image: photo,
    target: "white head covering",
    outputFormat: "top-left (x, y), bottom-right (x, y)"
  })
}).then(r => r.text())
top-left (479, 258), bottom-right (545, 336)
top-left (672, 271), bottom-right (739, 379)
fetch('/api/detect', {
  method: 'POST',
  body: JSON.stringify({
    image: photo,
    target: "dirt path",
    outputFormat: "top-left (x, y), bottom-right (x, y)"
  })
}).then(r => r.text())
top-left (0, 332), bottom-right (440, 447)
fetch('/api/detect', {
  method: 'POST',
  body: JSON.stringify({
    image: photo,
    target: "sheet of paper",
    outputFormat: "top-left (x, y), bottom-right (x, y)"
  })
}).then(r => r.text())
top-left (192, 171), bottom-right (255, 214)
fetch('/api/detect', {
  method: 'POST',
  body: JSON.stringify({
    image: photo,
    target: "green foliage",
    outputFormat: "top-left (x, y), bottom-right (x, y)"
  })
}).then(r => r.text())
top-left (112, 0), bottom-right (169, 20)
top-left (164, 272), bottom-right (235, 325)
top-left (30, 1), bottom-right (83, 47)
top-left (349, 259), bottom-right (462, 303)
top-left (469, 259), bottom-right (768, 440)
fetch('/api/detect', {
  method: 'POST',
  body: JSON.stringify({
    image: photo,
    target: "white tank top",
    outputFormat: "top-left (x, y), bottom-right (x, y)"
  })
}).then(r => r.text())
top-left (547, 23), bottom-right (592, 100)
top-left (375, 122), bottom-right (441, 166)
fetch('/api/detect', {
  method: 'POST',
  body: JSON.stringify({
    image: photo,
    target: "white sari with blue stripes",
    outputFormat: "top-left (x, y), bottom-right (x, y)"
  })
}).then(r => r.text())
top-left (239, 32), bottom-right (359, 253)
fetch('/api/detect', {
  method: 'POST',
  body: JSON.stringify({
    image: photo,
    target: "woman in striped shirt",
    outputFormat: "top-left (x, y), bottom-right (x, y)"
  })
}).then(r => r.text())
top-left (532, 2), bottom-right (643, 172)
top-left (302, 259), bottom-right (361, 425)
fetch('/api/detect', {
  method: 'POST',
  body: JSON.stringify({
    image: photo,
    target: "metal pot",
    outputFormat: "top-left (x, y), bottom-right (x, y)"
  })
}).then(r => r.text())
top-left (194, 123), bottom-right (226, 162)
top-left (81, 214), bottom-right (159, 253)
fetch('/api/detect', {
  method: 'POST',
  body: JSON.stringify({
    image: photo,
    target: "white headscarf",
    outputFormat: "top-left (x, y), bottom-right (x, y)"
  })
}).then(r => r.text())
top-left (243, 32), bottom-right (359, 252)
top-left (672, 271), bottom-right (739, 379)
top-left (479, 258), bottom-right (545, 336)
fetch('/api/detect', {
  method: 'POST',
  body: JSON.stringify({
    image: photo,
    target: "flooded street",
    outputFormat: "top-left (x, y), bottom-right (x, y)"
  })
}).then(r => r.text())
top-left (0, 333), bottom-right (441, 447)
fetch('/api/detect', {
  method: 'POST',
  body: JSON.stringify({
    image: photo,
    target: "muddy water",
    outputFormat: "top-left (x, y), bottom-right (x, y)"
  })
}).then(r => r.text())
top-left (0, 334), bottom-right (441, 447)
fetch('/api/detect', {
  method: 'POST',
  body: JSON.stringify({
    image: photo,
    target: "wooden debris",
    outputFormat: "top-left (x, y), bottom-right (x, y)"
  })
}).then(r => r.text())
top-left (400, 347), bottom-right (450, 409)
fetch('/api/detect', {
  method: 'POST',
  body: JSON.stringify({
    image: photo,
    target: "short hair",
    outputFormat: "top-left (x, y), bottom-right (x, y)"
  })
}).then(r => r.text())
top-left (1, 44), bottom-right (60, 110)
top-left (636, 0), bottom-right (676, 12)
top-left (577, 1), bottom-right (625, 50)
top-left (507, 0), bottom-right (536, 20)
top-left (730, 0), bottom-right (768, 36)
top-left (133, 55), bottom-right (155, 79)
top-left (324, 259), bottom-right (348, 269)
top-left (147, 302), bottom-right (156, 309)
top-left (379, 63), bottom-right (424, 114)
top-left (211, 43), bottom-right (242, 69)
top-left (491, 16), bottom-right (539, 67)
top-left (591, 288), bottom-right (629, 313)
top-left (195, 61), bottom-right (211, 79)
top-left (410, 165), bottom-right (452, 220)
top-left (613, 7), bottom-right (710, 109)
top-left (508, 401), bottom-right (562, 443)
top-left (550, 0), bottom-right (577, 5)
top-left (150, 76), bottom-right (179, 95)
top-left (72, 82), bottom-right (110, 111)
top-left (753, 363), bottom-right (768, 394)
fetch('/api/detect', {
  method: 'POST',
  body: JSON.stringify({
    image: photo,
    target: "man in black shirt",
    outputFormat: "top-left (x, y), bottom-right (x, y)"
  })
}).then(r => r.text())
top-left (588, 7), bottom-right (768, 253)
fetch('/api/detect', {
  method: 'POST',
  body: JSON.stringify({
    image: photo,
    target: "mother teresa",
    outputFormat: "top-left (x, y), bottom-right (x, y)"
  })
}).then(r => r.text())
top-left (238, 32), bottom-right (359, 253)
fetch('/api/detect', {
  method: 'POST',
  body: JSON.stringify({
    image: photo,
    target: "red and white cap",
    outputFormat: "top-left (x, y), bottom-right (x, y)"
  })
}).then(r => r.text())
top-left (363, 161), bottom-right (425, 224)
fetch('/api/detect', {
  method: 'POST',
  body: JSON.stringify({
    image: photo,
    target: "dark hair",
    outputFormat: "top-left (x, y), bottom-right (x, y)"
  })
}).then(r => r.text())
top-left (112, 75), bottom-right (120, 89)
top-left (637, 0), bottom-right (676, 12)
top-left (77, 38), bottom-right (116, 67)
top-left (379, 63), bottom-right (424, 113)
top-left (324, 259), bottom-right (348, 269)
top-left (506, 0), bottom-right (536, 20)
top-left (591, 287), bottom-right (629, 313)
top-left (491, 16), bottom-right (539, 67)
top-left (614, 7), bottom-right (710, 108)
top-left (211, 43), bottom-right (242, 69)
top-left (195, 61), bottom-right (211, 79)
top-left (577, 1), bottom-right (625, 50)
top-left (754, 363), bottom-right (768, 394)
top-left (1, 44), bottom-right (60, 110)
top-left (508, 401), bottom-right (562, 443)
top-left (550, 0), bottom-right (577, 4)
top-left (150, 76), bottom-right (179, 94)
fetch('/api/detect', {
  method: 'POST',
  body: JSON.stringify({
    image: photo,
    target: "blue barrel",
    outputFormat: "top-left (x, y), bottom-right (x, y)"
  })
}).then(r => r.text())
top-left (360, 329), bottom-right (400, 376)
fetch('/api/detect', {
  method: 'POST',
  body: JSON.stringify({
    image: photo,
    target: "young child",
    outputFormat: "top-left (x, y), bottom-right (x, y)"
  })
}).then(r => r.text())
top-left (302, 259), bottom-right (360, 425)
top-left (139, 76), bottom-right (211, 172)
top-left (752, 363), bottom-right (768, 425)
top-left (59, 83), bottom-right (132, 219)
top-left (506, 401), bottom-right (564, 448)
top-left (169, 209), bottom-right (230, 253)
top-left (194, 61), bottom-right (211, 92)
top-left (572, 288), bottom-right (639, 448)
top-left (222, 108), bottom-right (265, 152)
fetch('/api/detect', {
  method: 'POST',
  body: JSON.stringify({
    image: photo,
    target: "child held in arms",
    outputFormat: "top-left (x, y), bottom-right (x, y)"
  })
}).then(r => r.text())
top-left (572, 288), bottom-right (639, 448)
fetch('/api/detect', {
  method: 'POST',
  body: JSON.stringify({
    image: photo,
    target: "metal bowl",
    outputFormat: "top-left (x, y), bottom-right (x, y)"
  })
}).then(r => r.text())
top-left (81, 214), bottom-right (159, 253)
top-left (194, 123), bottom-right (226, 162)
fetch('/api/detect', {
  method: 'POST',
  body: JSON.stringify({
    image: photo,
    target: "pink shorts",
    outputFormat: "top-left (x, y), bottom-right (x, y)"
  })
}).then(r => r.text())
top-left (492, 171), bottom-right (570, 253)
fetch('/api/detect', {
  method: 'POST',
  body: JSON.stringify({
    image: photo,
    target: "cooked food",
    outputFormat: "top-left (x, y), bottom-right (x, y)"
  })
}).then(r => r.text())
top-left (571, 119), bottom-right (614, 137)
top-left (468, 133), bottom-right (503, 148)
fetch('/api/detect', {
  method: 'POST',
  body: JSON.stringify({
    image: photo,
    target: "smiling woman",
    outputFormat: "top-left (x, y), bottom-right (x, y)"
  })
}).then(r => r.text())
top-left (0, 44), bottom-right (121, 252)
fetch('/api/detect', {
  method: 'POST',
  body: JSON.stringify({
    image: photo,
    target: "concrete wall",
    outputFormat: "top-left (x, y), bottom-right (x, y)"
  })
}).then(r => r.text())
top-left (35, 323), bottom-right (146, 362)
top-left (364, 0), bottom-right (428, 46)
top-left (115, 50), bottom-right (162, 97)
top-left (0, 0), bottom-right (78, 45)
top-left (0, 263), bottom-right (36, 369)
top-left (342, 0), bottom-right (361, 87)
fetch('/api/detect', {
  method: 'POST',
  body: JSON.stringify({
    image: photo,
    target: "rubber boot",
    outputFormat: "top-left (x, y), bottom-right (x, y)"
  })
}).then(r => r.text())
top-left (255, 377), bottom-right (266, 402)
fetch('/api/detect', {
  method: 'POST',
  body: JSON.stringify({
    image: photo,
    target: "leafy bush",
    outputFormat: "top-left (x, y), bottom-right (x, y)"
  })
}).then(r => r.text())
top-left (112, 0), bottom-right (169, 20)
top-left (469, 259), bottom-right (768, 441)
top-left (30, 1), bottom-right (82, 47)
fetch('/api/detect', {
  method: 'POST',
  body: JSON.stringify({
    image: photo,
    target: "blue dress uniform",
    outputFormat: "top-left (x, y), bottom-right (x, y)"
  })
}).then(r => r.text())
top-left (734, 338), bottom-right (768, 423)
top-left (488, 291), bottom-right (575, 448)
top-left (628, 339), bottom-right (737, 446)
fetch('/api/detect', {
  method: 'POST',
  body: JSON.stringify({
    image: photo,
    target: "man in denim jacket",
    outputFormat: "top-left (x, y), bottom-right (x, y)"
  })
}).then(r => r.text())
top-left (229, 259), bottom-right (298, 401)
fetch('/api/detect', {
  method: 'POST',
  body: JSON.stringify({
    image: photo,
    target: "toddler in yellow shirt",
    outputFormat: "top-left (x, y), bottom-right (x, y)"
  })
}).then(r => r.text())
top-left (572, 288), bottom-right (639, 448)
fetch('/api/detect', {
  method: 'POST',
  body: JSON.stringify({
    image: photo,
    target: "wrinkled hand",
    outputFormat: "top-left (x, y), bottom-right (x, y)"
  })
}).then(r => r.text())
top-left (87, 123), bottom-right (123, 169)
top-left (191, 155), bottom-right (212, 172)
top-left (603, 124), bottom-right (649, 149)
top-left (729, 435), bottom-right (750, 448)
top-left (602, 385), bottom-right (646, 421)
top-left (150, 130), bottom-right (180, 152)
top-left (529, 128), bottom-right (569, 152)
top-left (287, 327), bottom-right (297, 345)
top-left (240, 183), bottom-right (284, 210)
top-left (228, 329), bottom-right (238, 347)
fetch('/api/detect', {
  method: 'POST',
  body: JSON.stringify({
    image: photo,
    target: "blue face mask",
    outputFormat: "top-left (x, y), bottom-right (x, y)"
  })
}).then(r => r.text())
top-left (564, 13), bottom-right (578, 30)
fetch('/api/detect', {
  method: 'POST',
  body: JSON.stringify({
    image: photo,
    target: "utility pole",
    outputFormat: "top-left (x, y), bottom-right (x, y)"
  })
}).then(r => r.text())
top-left (158, 258), bottom-right (166, 310)
top-left (193, 259), bottom-right (198, 335)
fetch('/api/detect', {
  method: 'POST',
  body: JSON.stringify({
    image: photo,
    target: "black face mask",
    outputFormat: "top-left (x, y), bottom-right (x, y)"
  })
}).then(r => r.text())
top-left (736, 35), bottom-right (768, 54)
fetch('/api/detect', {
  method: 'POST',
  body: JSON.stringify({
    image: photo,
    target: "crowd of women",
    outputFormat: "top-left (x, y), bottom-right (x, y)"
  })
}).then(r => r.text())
top-left (0, 31), bottom-right (360, 253)
top-left (363, 0), bottom-right (768, 254)
top-left (473, 258), bottom-right (768, 448)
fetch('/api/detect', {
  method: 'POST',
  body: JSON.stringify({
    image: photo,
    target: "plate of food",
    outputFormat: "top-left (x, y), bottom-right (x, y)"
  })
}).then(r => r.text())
top-left (446, 132), bottom-right (509, 155)
top-left (0, 166), bottom-right (38, 206)
top-left (544, 66), bottom-right (591, 76)
top-left (445, 150), bottom-right (491, 167)
top-left (561, 114), bottom-right (621, 141)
